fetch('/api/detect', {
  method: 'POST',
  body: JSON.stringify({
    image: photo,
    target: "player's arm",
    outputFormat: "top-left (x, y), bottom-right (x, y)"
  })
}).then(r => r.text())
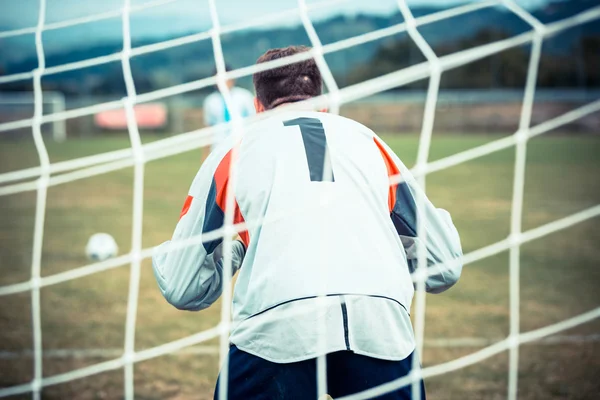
top-left (375, 137), bottom-right (463, 294)
top-left (151, 148), bottom-right (245, 311)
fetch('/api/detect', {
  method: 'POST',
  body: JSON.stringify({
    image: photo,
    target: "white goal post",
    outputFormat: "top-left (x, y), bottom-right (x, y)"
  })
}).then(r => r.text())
top-left (0, 0), bottom-right (599, 399)
top-left (0, 91), bottom-right (67, 142)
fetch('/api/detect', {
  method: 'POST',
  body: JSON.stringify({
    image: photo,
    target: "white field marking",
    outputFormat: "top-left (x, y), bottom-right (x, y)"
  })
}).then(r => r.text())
top-left (1, 335), bottom-right (598, 360)
top-left (0, 345), bottom-right (220, 360)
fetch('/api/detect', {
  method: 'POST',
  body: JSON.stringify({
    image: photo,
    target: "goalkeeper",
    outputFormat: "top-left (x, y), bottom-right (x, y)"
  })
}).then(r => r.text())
top-left (153, 46), bottom-right (463, 399)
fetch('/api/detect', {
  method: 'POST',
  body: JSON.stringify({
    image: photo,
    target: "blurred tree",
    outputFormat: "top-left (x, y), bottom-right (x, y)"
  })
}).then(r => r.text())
top-left (345, 38), bottom-right (427, 89)
top-left (347, 27), bottom-right (600, 90)
top-left (580, 36), bottom-right (600, 87)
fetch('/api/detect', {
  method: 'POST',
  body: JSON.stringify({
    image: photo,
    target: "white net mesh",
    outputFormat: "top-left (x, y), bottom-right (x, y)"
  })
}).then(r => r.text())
top-left (0, 0), bottom-right (599, 398)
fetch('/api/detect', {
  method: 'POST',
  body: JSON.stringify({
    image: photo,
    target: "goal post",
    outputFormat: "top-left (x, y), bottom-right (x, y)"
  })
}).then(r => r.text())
top-left (0, 91), bottom-right (67, 142)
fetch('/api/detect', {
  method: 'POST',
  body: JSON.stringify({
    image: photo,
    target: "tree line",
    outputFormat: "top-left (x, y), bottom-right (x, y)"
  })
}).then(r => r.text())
top-left (345, 28), bottom-right (600, 90)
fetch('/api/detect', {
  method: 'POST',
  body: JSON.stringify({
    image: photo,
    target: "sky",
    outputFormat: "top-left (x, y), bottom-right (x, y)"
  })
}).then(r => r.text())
top-left (0, 0), bottom-right (553, 56)
top-left (0, 0), bottom-right (551, 30)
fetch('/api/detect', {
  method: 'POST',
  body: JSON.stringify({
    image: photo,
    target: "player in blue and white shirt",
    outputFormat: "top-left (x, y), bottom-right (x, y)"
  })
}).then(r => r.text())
top-left (203, 65), bottom-right (255, 160)
top-left (153, 46), bottom-right (463, 399)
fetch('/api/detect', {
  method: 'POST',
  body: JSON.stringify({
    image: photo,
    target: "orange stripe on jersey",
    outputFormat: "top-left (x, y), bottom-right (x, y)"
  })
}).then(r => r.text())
top-left (179, 195), bottom-right (194, 220)
top-left (373, 137), bottom-right (400, 213)
top-left (214, 150), bottom-right (250, 248)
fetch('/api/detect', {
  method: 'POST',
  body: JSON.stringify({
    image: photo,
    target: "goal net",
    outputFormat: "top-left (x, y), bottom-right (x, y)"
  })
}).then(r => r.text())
top-left (0, 0), bottom-right (599, 399)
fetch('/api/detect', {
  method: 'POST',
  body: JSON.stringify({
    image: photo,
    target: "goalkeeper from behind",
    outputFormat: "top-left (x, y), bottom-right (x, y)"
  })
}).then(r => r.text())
top-left (153, 46), bottom-right (462, 399)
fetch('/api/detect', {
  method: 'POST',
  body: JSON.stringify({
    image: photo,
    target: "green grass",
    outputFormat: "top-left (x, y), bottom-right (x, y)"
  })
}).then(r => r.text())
top-left (0, 133), bottom-right (599, 399)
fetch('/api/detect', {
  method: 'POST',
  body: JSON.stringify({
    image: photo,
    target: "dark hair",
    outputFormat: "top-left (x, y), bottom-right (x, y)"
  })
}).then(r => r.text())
top-left (253, 46), bottom-right (322, 110)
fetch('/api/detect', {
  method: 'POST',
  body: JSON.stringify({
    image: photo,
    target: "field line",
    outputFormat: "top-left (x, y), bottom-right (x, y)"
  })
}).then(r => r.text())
top-left (1, 335), bottom-right (598, 360)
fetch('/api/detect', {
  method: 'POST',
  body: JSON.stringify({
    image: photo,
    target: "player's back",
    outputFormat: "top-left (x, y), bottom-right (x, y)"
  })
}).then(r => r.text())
top-left (232, 111), bottom-right (414, 321)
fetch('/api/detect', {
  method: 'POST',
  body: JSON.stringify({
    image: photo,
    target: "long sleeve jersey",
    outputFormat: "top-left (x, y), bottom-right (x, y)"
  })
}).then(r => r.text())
top-left (152, 110), bottom-right (463, 362)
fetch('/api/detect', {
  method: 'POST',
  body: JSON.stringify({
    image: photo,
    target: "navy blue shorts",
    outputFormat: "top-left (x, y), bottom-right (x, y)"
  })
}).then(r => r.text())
top-left (214, 346), bottom-right (426, 399)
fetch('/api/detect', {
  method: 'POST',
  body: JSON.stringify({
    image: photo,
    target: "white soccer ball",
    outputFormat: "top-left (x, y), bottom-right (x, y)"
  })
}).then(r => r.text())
top-left (86, 233), bottom-right (118, 261)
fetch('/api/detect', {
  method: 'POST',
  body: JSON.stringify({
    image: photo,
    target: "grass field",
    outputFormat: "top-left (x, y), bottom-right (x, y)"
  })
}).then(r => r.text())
top-left (0, 132), bottom-right (599, 400)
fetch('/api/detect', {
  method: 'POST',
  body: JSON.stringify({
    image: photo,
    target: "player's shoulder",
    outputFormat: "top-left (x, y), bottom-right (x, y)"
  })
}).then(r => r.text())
top-left (244, 110), bottom-right (375, 135)
top-left (203, 91), bottom-right (221, 106)
top-left (316, 112), bottom-right (376, 135)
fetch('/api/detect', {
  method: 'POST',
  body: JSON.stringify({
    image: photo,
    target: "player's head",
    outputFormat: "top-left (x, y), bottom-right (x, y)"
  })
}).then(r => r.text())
top-left (214, 64), bottom-right (235, 89)
top-left (253, 46), bottom-right (322, 113)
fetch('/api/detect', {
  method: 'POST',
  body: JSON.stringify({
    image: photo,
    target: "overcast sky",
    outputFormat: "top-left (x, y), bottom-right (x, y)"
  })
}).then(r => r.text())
top-left (1, 0), bottom-right (551, 30)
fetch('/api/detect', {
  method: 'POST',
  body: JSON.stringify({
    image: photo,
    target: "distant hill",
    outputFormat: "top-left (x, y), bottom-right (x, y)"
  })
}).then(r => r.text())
top-left (1, 0), bottom-right (598, 95)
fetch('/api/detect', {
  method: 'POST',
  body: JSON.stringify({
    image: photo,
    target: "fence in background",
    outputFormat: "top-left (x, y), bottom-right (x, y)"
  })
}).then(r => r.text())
top-left (343, 89), bottom-right (600, 133)
top-left (0, 89), bottom-right (598, 139)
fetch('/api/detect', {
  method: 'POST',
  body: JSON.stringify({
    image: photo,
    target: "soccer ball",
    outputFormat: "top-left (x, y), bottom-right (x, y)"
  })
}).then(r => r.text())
top-left (86, 233), bottom-right (118, 261)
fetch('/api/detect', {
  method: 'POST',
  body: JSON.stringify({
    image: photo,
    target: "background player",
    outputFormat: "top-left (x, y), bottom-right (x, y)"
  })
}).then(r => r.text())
top-left (153, 46), bottom-right (463, 399)
top-left (202, 65), bottom-right (255, 160)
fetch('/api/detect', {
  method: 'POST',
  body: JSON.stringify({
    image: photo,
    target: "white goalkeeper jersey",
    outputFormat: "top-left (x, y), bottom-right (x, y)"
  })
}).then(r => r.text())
top-left (152, 111), bottom-right (463, 363)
